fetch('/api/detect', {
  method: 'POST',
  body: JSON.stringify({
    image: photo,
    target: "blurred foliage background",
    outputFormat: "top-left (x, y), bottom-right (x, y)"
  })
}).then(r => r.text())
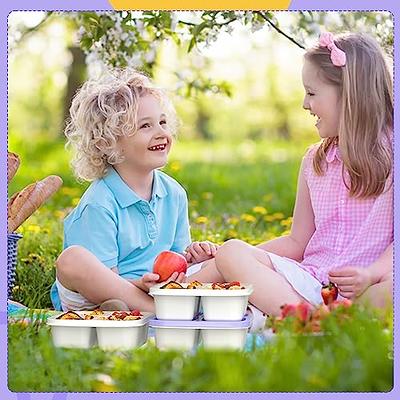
top-left (7, 11), bottom-right (393, 308)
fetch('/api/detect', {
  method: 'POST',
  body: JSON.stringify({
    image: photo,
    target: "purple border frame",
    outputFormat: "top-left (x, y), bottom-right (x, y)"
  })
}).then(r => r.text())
top-left (1, 1), bottom-right (397, 399)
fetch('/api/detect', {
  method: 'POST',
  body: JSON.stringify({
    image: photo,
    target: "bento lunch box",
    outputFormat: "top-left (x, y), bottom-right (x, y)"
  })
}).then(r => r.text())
top-left (47, 311), bottom-right (154, 350)
top-left (149, 283), bottom-right (253, 321)
top-left (149, 313), bottom-right (251, 351)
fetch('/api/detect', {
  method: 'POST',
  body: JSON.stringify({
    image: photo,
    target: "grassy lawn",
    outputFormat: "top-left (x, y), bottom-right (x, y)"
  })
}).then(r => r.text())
top-left (7, 137), bottom-right (393, 392)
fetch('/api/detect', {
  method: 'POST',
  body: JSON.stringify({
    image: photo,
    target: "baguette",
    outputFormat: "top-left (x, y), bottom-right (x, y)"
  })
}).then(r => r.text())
top-left (8, 175), bottom-right (63, 232)
top-left (8, 152), bottom-right (20, 183)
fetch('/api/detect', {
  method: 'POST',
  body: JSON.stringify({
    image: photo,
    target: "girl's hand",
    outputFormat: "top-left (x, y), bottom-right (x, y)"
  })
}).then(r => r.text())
top-left (185, 241), bottom-right (219, 263)
top-left (329, 267), bottom-right (373, 299)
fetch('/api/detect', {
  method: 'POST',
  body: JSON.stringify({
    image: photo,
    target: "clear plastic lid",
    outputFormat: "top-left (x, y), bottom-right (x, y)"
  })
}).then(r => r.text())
top-left (149, 313), bottom-right (251, 329)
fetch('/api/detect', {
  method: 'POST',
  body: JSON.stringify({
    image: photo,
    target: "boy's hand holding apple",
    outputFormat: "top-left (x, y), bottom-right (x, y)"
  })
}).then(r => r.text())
top-left (153, 250), bottom-right (188, 282)
top-left (131, 251), bottom-right (188, 293)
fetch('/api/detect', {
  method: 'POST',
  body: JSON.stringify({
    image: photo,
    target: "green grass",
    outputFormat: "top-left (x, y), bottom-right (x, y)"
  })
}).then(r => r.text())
top-left (7, 135), bottom-right (393, 392)
top-left (8, 305), bottom-right (393, 392)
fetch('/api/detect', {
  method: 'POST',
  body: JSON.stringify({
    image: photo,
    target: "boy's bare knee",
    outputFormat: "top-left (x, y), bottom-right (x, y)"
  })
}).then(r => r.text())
top-left (56, 245), bottom-right (86, 278)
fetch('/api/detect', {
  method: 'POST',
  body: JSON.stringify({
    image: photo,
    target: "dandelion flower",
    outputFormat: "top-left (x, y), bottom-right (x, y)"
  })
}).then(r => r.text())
top-left (252, 206), bottom-right (267, 215)
top-left (195, 216), bottom-right (208, 224)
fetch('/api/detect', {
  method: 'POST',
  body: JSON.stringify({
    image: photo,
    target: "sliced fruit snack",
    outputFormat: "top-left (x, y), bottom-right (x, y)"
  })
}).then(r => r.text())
top-left (56, 311), bottom-right (83, 320)
top-left (108, 310), bottom-right (142, 321)
top-left (160, 281), bottom-right (184, 289)
top-left (187, 280), bottom-right (202, 289)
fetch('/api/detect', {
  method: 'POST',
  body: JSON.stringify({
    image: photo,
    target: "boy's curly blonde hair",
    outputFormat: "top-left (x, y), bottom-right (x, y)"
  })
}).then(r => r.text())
top-left (65, 68), bottom-right (178, 181)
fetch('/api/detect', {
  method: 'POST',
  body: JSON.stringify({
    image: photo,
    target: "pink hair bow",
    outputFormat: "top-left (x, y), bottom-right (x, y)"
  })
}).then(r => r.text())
top-left (319, 32), bottom-right (346, 67)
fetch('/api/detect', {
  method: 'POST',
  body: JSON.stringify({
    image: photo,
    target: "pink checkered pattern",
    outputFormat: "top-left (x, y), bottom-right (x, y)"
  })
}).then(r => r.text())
top-left (299, 144), bottom-right (393, 284)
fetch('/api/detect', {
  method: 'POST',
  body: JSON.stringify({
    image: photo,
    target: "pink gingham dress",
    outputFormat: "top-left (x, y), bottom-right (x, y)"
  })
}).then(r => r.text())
top-left (267, 142), bottom-right (393, 305)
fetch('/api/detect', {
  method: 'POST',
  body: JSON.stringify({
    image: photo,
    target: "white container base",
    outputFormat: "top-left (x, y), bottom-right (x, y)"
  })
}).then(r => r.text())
top-left (47, 311), bottom-right (154, 350)
top-left (201, 296), bottom-right (249, 321)
top-left (154, 296), bottom-right (199, 320)
top-left (154, 327), bottom-right (199, 351)
top-left (201, 328), bottom-right (247, 350)
top-left (51, 326), bottom-right (96, 349)
top-left (96, 325), bottom-right (148, 350)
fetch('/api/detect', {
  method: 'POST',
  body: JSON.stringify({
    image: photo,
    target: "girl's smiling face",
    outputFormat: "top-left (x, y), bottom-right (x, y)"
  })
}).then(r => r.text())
top-left (302, 59), bottom-right (341, 139)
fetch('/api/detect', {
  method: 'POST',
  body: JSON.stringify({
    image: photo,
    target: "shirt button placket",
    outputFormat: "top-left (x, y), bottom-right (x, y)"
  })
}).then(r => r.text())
top-left (140, 201), bottom-right (157, 240)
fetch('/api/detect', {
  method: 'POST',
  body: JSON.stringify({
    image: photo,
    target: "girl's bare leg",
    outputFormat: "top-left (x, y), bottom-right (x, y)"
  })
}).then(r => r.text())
top-left (56, 245), bottom-right (154, 312)
top-left (357, 271), bottom-right (392, 309)
top-left (215, 239), bottom-right (306, 316)
top-left (186, 258), bottom-right (224, 283)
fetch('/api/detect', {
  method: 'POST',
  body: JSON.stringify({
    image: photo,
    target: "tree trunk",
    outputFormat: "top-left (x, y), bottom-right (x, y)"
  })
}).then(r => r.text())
top-left (62, 46), bottom-right (86, 135)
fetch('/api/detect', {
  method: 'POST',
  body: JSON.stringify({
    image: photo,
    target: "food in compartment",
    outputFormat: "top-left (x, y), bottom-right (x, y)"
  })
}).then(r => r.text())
top-left (56, 311), bottom-right (83, 320)
top-left (187, 280), bottom-right (202, 289)
top-left (210, 281), bottom-right (244, 290)
top-left (160, 281), bottom-right (184, 289)
top-left (107, 310), bottom-right (142, 320)
top-left (84, 309), bottom-right (108, 320)
top-left (107, 310), bottom-right (143, 321)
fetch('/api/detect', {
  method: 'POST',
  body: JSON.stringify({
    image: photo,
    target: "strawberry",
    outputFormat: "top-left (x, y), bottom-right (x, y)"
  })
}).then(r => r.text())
top-left (321, 281), bottom-right (338, 305)
top-left (329, 298), bottom-right (352, 311)
top-left (296, 302), bottom-right (312, 323)
top-left (280, 303), bottom-right (297, 318)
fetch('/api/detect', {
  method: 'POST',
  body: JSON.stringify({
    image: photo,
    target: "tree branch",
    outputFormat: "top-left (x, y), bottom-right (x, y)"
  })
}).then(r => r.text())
top-left (14, 12), bottom-right (52, 46)
top-left (256, 11), bottom-right (305, 50)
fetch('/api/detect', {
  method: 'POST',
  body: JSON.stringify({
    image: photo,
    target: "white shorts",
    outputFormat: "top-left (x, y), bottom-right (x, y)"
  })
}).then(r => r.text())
top-left (56, 262), bottom-right (205, 312)
top-left (55, 278), bottom-right (100, 312)
top-left (267, 252), bottom-right (322, 306)
top-left (186, 262), bottom-right (204, 276)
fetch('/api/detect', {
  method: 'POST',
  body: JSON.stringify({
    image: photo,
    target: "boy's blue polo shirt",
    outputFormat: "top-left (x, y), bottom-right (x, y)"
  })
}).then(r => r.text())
top-left (50, 167), bottom-right (191, 310)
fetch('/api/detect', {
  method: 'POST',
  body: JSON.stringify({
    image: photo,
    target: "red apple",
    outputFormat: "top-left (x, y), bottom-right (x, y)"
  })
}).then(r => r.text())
top-left (153, 250), bottom-right (188, 282)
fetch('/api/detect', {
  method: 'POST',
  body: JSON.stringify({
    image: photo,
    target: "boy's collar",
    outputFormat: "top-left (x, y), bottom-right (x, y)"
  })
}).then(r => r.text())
top-left (103, 168), bottom-right (167, 208)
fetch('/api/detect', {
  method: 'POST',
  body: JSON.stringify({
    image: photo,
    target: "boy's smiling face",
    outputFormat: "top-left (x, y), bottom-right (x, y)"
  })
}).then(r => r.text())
top-left (302, 59), bottom-right (341, 139)
top-left (117, 94), bottom-right (172, 172)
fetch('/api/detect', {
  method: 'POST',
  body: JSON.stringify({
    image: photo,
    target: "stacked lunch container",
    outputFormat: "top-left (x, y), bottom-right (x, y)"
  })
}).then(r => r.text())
top-left (47, 310), bottom-right (154, 350)
top-left (148, 282), bottom-right (253, 351)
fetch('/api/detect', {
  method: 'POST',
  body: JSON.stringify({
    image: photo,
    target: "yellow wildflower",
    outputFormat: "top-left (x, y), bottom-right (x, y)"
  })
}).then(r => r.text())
top-left (280, 217), bottom-right (293, 228)
top-left (227, 217), bottom-right (239, 225)
top-left (195, 216), bottom-right (208, 224)
top-left (226, 230), bottom-right (238, 238)
top-left (252, 206), bottom-right (267, 215)
top-left (54, 210), bottom-right (65, 219)
top-left (61, 187), bottom-right (80, 196)
top-left (272, 212), bottom-right (284, 219)
top-left (201, 192), bottom-right (213, 200)
top-left (264, 215), bottom-right (276, 222)
top-left (71, 197), bottom-right (80, 206)
top-left (27, 225), bottom-right (41, 233)
top-left (169, 160), bottom-right (181, 172)
top-left (189, 200), bottom-right (199, 207)
top-left (241, 213), bottom-right (256, 223)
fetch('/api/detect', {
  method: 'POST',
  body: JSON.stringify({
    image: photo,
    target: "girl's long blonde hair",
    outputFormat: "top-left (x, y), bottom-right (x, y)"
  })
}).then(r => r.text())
top-left (65, 68), bottom-right (178, 181)
top-left (305, 33), bottom-right (393, 198)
